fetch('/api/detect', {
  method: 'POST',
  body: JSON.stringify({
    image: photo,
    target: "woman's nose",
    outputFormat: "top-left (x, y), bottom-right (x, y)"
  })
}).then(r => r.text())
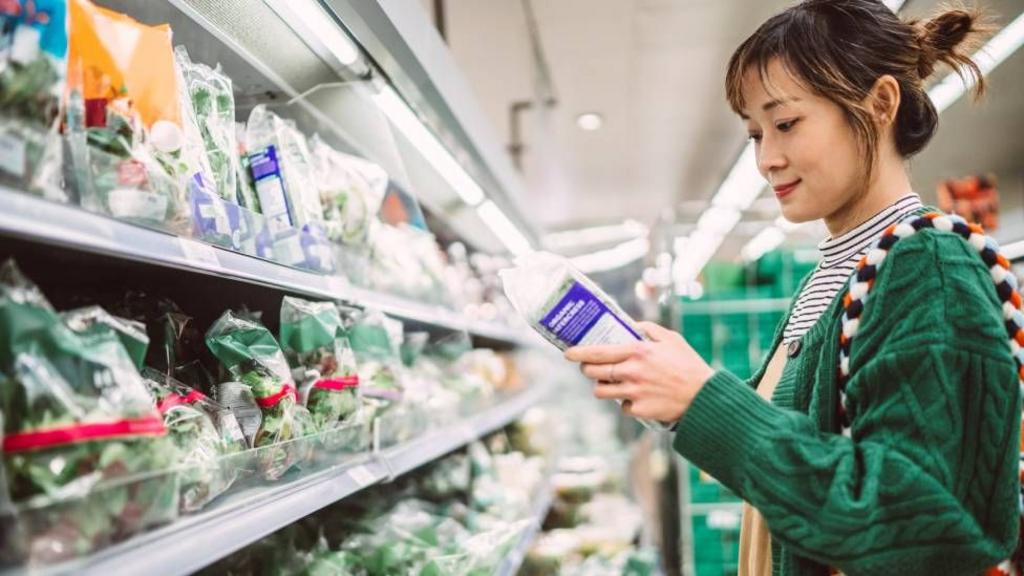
top-left (756, 138), bottom-right (787, 175)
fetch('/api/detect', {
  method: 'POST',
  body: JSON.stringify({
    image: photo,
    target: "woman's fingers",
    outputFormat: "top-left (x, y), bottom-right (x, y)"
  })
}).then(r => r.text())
top-left (636, 321), bottom-right (675, 342)
top-left (594, 382), bottom-right (634, 401)
top-left (564, 343), bottom-right (635, 364)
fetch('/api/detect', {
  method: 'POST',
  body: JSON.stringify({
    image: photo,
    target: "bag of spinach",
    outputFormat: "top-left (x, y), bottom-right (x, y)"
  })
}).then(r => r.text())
top-left (0, 260), bottom-right (180, 565)
top-left (205, 310), bottom-right (314, 480)
top-left (279, 297), bottom-right (361, 436)
top-left (142, 368), bottom-right (245, 512)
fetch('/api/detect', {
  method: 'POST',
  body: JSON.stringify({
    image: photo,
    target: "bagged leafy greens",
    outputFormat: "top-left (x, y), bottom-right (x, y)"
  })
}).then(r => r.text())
top-left (174, 46), bottom-right (240, 204)
top-left (347, 309), bottom-right (405, 411)
top-left (245, 105), bottom-right (323, 237)
top-left (279, 297), bottom-right (361, 434)
top-left (65, 0), bottom-right (192, 234)
top-left (309, 135), bottom-right (387, 246)
top-left (205, 310), bottom-right (313, 480)
top-left (61, 306), bottom-right (150, 370)
top-left (0, 0), bottom-right (67, 199)
top-left (0, 260), bottom-right (180, 564)
top-left (142, 368), bottom-right (244, 513)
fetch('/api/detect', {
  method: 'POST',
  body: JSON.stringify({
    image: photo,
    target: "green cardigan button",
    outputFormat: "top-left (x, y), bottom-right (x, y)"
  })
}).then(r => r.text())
top-left (787, 340), bottom-right (801, 358)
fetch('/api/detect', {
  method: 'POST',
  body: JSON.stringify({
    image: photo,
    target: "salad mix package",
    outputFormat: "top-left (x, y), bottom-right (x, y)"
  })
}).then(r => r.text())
top-left (142, 368), bottom-right (245, 513)
top-left (0, 0), bottom-right (68, 199)
top-left (0, 260), bottom-right (180, 564)
top-left (309, 135), bottom-right (387, 246)
top-left (204, 310), bottom-right (314, 480)
top-left (279, 297), bottom-right (361, 434)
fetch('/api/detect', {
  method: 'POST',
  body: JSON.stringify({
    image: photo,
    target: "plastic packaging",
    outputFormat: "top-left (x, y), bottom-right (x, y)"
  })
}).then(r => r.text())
top-left (174, 46), bottom-right (239, 203)
top-left (309, 135), bottom-right (387, 246)
top-left (245, 105), bottom-right (323, 237)
top-left (0, 260), bottom-right (180, 564)
top-left (279, 297), bottom-right (361, 434)
top-left (204, 310), bottom-right (314, 480)
top-left (142, 368), bottom-right (244, 512)
top-left (502, 252), bottom-right (673, 431)
top-left (0, 1), bottom-right (67, 198)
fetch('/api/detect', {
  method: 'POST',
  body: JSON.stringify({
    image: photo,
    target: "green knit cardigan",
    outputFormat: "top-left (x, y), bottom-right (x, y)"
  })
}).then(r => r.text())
top-left (673, 218), bottom-right (1021, 576)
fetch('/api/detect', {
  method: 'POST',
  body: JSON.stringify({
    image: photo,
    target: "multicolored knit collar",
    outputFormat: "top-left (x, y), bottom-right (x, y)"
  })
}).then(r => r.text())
top-left (836, 211), bottom-right (1024, 576)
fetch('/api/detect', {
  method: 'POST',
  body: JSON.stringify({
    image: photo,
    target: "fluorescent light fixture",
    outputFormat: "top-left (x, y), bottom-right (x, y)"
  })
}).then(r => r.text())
top-left (672, 230), bottom-right (725, 283)
top-left (576, 113), bottom-right (604, 131)
top-left (711, 143), bottom-right (766, 211)
top-left (268, 0), bottom-right (360, 66)
top-left (372, 85), bottom-right (486, 206)
top-left (697, 206), bottom-right (742, 236)
top-left (1001, 239), bottom-right (1024, 261)
top-left (477, 200), bottom-right (533, 256)
top-left (929, 11), bottom-right (1024, 113)
top-left (741, 226), bottom-right (786, 262)
top-left (543, 219), bottom-right (648, 251)
top-left (571, 237), bottom-right (650, 273)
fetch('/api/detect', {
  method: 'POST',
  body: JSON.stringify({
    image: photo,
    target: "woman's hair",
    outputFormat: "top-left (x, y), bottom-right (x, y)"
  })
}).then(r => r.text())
top-left (725, 0), bottom-right (989, 170)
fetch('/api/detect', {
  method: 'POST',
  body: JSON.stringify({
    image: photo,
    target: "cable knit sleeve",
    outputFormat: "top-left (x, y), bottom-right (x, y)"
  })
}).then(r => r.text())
top-left (672, 230), bottom-right (1021, 575)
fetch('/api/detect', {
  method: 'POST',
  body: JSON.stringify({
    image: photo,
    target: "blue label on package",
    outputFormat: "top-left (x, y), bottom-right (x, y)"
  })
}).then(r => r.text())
top-left (540, 282), bottom-right (641, 346)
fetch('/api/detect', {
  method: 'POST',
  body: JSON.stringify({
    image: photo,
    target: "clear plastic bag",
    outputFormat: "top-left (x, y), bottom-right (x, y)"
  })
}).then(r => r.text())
top-left (174, 46), bottom-right (238, 203)
top-left (245, 105), bottom-right (323, 236)
top-left (279, 297), bottom-right (361, 435)
top-left (142, 368), bottom-right (244, 513)
top-left (347, 309), bottom-right (405, 411)
top-left (0, 260), bottom-right (180, 564)
top-left (309, 135), bottom-right (387, 246)
top-left (204, 310), bottom-right (313, 480)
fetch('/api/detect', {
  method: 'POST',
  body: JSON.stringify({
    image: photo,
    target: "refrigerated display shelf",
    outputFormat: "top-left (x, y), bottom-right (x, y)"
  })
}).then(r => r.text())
top-left (495, 484), bottom-right (554, 576)
top-left (3, 385), bottom-right (550, 576)
top-left (0, 187), bottom-right (532, 347)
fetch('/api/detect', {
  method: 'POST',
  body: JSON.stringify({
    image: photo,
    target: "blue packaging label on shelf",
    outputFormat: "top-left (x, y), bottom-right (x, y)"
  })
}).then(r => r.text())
top-left (540, 281), bottom-right (641, 347)
top-left (249, 145), bottom-right (294, 237)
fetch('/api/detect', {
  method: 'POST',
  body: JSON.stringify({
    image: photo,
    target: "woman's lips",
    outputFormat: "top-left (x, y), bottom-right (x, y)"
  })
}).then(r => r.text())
top-left (773, 179), bottom-right (801, 198)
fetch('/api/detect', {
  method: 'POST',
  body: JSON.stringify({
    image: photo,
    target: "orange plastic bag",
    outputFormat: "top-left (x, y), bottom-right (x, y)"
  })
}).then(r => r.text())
top-left (67, 0), bottom-right (180, 128)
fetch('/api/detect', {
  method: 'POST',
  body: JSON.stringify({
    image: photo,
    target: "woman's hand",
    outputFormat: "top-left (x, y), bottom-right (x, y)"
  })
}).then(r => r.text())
top-left (564, 322), bottom-right (715, 423)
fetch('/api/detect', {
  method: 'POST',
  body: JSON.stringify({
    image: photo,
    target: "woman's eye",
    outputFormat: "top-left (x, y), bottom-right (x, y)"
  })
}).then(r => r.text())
top-left (776, 119), bottom-right (799, 132)
top-left (748, 132), bottom-right (763, 143)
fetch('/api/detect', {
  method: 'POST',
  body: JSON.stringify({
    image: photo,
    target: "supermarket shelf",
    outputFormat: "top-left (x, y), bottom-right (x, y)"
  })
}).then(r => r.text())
top-left (0, 187), bottom-right (532, 347)
top-left (379, 383), bottom-right (550, 479)
top-left (9, 385), bottom-right (550, 576)
top-left (495, 484), bottom-right (555, 576)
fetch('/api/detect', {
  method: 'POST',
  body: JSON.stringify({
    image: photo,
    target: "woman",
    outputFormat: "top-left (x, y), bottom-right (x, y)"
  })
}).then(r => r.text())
top-left (566, 1), bottom-right (1021, 575)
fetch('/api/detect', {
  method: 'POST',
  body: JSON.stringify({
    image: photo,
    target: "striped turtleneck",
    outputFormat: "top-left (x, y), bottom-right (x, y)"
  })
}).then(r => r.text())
top-left (782, 194), bottom-right (924, 344)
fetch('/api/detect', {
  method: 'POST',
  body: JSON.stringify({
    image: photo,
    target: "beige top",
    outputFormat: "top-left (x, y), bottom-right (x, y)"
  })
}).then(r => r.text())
top-left (737, 344), bottom-right (789, 576)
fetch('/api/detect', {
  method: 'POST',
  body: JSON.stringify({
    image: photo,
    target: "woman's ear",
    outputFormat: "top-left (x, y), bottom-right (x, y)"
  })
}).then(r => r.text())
top-left (867, 75), bottom-right (901, 127)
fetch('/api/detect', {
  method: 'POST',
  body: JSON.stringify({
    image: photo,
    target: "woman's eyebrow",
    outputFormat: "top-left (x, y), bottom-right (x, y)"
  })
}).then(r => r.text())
top-left (763, 97), bottom-right (800, 112)
top-left (739, 96), bottom-right (801, 119)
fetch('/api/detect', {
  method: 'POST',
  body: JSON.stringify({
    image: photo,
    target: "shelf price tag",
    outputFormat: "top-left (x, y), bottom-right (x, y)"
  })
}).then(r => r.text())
top-left (178, 238), bottom-right (221, 270)
top-left (348, 464), bottom-right (377, 488)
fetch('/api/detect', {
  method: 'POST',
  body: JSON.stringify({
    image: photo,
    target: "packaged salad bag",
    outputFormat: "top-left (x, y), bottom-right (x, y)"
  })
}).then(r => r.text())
top-left (309, 135), bottom-right (387, 246)
top-left (173, 46), bottom-right (240, 204)
top-left (500, 252), bottom-right (670, 431)
top-left (0, 260), bottom-right (180, 565)
top-left (279, 297), bottom-right (361, 435)
top-left (142, 368), bottom-right (245, 513)
top-left (0, 0), bottom-right (68, 200)
top-left (205, 310), bottom-right (314, 480)
top-left (65, 0), bottom-right (192, 233)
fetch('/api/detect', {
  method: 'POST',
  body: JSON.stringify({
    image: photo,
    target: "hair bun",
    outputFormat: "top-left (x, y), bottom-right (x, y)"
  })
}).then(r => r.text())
top-left (914, 9), bottom-right (983, 80)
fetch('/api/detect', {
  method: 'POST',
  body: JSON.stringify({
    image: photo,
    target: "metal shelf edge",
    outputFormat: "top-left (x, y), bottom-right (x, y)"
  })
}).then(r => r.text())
top-left (0, 187), bottom-right (526, 344)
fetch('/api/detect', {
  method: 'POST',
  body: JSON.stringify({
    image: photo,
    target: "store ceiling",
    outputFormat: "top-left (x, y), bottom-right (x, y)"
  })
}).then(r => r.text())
top-left (425, 0), bottom-right (1024, 258)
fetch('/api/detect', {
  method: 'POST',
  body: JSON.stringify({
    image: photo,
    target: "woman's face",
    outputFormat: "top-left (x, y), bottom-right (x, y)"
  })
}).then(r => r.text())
top-left (739, 59), bottom-right (866, 223)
